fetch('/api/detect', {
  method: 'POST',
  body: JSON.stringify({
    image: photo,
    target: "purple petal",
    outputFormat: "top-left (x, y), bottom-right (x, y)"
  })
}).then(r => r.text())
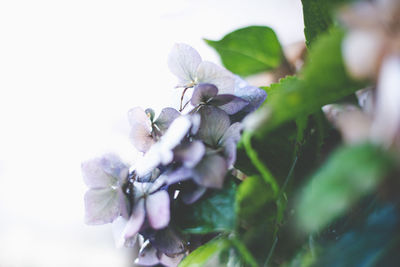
top-left (81, 157), bottom-right (116, 189)
top-left (192, 154), bottom-right (228, 188)
top-left (223, 138), bottom-right (238, 168)
top-left (197, 106), bottom-right (231, 147)
top-left (234, 82), bottom-right (267, 114)
top-left (151, 227), bottom-right (186, 255)
top-left (165, 168), bottom-right (193, 185)
top-left (211, 95), bottom-right (249, 115)
top-left (159, 253), bottom-right (184, 267)
top-left (124, 198), bottom-right (146, 239)
top-left (128, 107), bottom-right (152, 128)
top-left (197, 61), bottom-right (235, 94)
top-left (154, 108), bottom-right (181, 134)
top-left (135, 241), bottom-right (160, 266)
top-left (181, 184), bottom-right (207, 204)
top-left (221, 122), bottom-right (243, 144)
top-left (168, 43), bottom-right (202, 85)
top-left (146, 190), bottom-right (170, 230)
top-left (174, 140), bottom-right (206, 168)
top-left (191, 83), bottom-right (218, 106)
top-left (84, 188), bottom-right (121, 225)
top-left (130, 122), bottom-right (155, 153)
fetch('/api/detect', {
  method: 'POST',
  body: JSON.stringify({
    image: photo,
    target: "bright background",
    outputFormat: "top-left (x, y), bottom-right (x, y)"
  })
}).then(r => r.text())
top-left (0, 1), bottom-right (304, 266)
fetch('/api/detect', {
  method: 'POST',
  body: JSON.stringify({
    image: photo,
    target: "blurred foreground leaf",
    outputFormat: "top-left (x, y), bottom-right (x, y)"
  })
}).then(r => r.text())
top-left (297, 143), bottom-right (394, 233)
top-left (316, 201), bottom-right (400, 266)
top-left (205, 26), bottom-right (283, 76)
top-left (255, 28), bottom-right (363, 136)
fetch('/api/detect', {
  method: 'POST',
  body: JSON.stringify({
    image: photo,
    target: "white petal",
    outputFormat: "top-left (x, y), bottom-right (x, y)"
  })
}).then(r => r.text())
top-left (159, 116), bottom-right (192, 164)
top-left (129, 123), bottom-right (155, 153)
top-left (167, 43), bottom-right (202, 85)
top-left (323, 104), bottom-right (371, 144)
top-left (135, 143), bottom-right (162, 177)
top-left (146, 191), bottom-right (170, 230)
top-left (128, 106), bottom-right (152, 129)
top-left (84, 188), bottom-right (120, 225)
top-left (81, 157), bottom-right (116, 189)
top-left (112, 217), bottom-right (137, 248)
top-left (196, 61), bottom-right (235, 94)
top-left (371, 56), bottom-right (400, 145)
top-left (342, 30), bottom-right (384, 80)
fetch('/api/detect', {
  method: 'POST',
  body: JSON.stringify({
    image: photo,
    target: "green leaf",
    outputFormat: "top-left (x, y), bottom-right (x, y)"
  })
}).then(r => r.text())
top-left (175, 181), bottom-right (236, 234)
top-left (297, 143), bottom-right (394, 233)
top-left (301, 0), bottom-right (332, 47)
top-left (205, 26), bottom-right (283, 76)
top-left (255, 28), bottom-right (364, 135)
top-left (179, 238), bottom-right (231, 267)
top-left (236, 176), bottom-right (275, 225)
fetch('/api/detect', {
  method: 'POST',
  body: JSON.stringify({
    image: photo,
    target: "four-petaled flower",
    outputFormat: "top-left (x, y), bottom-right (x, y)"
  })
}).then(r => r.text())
top-left (168, 43), bottom-right (235, 94)
top-left (81, 154), bottom-right (130, 225)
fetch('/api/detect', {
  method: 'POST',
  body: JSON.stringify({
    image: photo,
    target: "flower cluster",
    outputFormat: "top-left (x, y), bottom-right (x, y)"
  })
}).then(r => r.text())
top-left (81, 43), bottom-right (266, 266)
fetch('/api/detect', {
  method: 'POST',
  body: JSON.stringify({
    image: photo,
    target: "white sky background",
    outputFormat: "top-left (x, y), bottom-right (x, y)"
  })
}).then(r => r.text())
top-left (0, 1), bottom-right (304, 266)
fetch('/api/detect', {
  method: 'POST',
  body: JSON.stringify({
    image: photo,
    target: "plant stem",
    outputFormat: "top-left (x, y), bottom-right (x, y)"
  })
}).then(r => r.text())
top-left (242, 132), bottom-right (279, 196)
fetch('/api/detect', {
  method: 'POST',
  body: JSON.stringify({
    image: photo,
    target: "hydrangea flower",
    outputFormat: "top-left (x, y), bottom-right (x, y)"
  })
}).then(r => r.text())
top-left (81, 153), bottom-right (129, 225)
top-left (234, 76), bottom-right (268, 114)
top-left (231, 76), bottom-right (268, 121)
top-left (197, 106), bottom-right (242, 169)
top-left (113, 176), bottom-right (171, 247)
top-left (135, 114), bottom-right (201, 176)
top-left (168, 43), bottom-right (235, 94)
top-left (82, 40), bottom-right (266, 266)
top-left (162, 106), bottom-right (242, 203)
top-left (128, 107), bottom-right (180, 153)
top-left (190, 83), bottom-right (249, 115)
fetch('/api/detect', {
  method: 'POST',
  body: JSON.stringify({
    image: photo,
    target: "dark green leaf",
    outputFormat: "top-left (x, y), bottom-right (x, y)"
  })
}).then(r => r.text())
top-left (301, 0), bottom-right (332, 47)
top-left (297, 143), bottom-right (395, 233)
top-left (179, 238), bottom-right (231, 267)
top-left (315, 202), bottom-right (400, 267)
top-left (175, 181), bottom-right (236, 234)
top-left (205, 26), bottom-right (283, 76)
top-left (236, 176), bottom-right (275, 225)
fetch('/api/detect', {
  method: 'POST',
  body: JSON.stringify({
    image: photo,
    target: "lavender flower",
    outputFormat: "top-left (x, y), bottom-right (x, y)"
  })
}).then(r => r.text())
top-left (231, 76), bottom-right (268, 121)
top-left (163, 106), bottom-right (242, 202)
top-left (128, 107), bottom-right (180, 153)
top-left (81, 153), bottom-right (129, 225)
top-left (120, 178), bottom-right (171, 243)
top-left (135, 114), bottom-right (201, 176)
top-left (191, 83), bottom-right (249, 115)
top-left (168, 43), bottom-right (235, 94)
